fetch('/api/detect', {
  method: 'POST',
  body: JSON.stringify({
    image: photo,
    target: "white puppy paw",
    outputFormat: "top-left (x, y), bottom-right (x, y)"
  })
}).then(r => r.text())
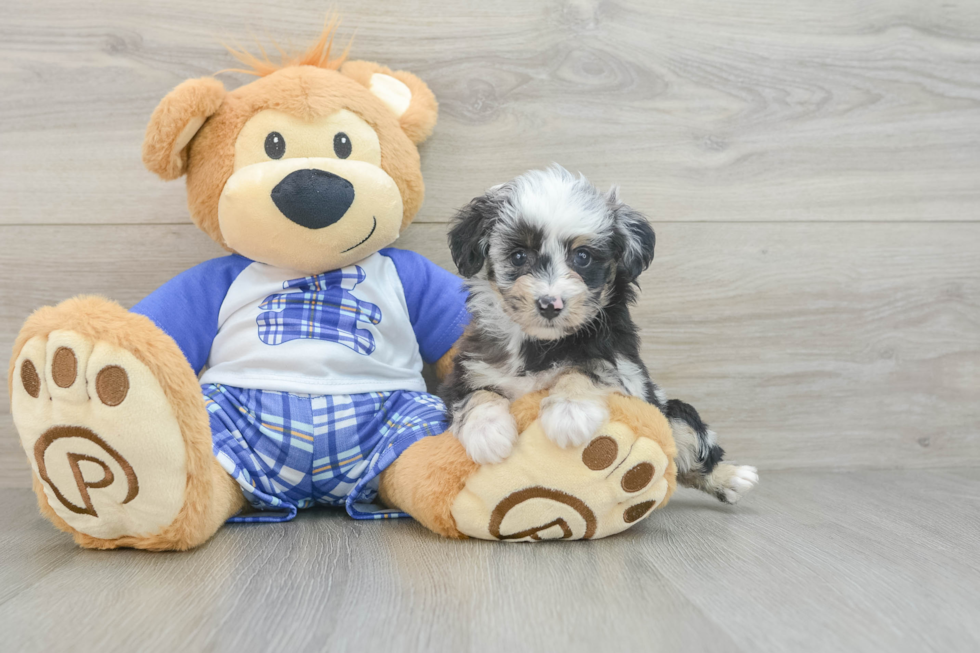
top-left (454, 401), bottom-right (520, 465)
top-left (539, 396), bottom-right (609, 449)
top-left (715, 464), bottom-right (759, 504)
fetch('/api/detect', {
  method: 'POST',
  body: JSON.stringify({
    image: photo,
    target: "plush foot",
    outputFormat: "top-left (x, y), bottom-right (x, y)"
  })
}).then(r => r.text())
top-left (12, 330), bottom-right (189, 540)
top-left (451, 392), bottom-right (678, 541)
top-left (9, 297), bottom-right (244, 550)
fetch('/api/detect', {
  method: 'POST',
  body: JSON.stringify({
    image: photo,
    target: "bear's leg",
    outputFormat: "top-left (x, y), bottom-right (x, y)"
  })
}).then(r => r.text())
top-left (9, 296), bottom-right (246, 551)
top-left (379, 391), bottom-right (678, 541)
top-left (378, 431), bottom-right (477, 538)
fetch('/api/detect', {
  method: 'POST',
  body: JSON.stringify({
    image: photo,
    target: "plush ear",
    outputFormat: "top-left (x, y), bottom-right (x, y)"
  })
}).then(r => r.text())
top-left (340, 60), bottom-right (438, 145)
top-left (610, 190), bottom-right (656, 282)
top-left (142, 77), bottom-right (226, 180)
top-left (448, 194), bottom-right (499, 278)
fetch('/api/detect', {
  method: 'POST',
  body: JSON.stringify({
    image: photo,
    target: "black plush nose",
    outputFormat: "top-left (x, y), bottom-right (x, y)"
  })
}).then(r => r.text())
top-left (271, 169), bottom-right (355, 230)
top-left (536, 295), bottom-right (564, 320)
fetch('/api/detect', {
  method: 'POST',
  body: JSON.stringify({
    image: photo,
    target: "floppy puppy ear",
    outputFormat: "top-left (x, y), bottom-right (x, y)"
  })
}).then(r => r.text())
top-left (610, 190), bottom-right (656, 282)
top-left (448, 195), bottom-right (498, 278)
top-left (142, 77), bottom-right (226, 180)
top-left (340, 60), bottom-right (438, 145)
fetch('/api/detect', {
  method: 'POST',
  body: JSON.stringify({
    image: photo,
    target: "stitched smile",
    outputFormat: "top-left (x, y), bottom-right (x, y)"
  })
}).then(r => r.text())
top-left (341, 216), bottom-right (377, 253)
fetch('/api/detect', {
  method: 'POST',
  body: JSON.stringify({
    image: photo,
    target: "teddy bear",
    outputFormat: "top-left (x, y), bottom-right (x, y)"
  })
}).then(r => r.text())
top-left (8, 23), bottom-right (678, 549)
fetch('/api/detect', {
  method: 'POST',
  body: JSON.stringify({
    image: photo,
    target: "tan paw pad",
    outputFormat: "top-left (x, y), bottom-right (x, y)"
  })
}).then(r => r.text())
top-left (11, 331), bottom-right (188, 540)
top-left (452, 399), bottom-right (674, 542)
top-left (21, 360), bottom-right (41, 398)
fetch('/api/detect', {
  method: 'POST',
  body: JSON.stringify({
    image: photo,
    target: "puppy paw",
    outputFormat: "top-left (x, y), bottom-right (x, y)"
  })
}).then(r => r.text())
top-left (454, 401), bottom-right (520, 465)
top-left (714, 464), bottom-right (759, 504)
top-left (539, 395), bottom-right (609, 449)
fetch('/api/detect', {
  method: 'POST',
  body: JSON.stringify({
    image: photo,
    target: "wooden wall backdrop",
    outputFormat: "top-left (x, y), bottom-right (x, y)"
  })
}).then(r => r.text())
top-left (1, 0), bottom-right (979, 487)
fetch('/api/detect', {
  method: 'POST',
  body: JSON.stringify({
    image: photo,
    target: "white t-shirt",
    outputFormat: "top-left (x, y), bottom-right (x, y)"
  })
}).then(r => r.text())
top-left (132, 249), bottom-right (469, 396)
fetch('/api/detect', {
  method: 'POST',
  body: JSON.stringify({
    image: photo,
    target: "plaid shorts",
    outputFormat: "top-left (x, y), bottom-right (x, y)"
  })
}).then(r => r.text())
top-left (203, 384), bottom-right (448, 523)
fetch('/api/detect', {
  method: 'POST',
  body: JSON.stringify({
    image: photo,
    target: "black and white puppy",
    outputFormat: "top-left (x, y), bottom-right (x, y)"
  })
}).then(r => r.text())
top-left (440, 165), bottom-right (758, 504)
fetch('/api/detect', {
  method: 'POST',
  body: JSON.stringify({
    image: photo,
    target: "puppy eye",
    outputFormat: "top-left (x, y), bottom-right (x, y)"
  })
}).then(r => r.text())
top-left (264, 132), bottom-right (285, 159)
top-left (573, 248), bottom-right (593, 268)
top-left (510, 250), bottom-right (527, 266)
top-left (334, 132), bottom-right (352, 159)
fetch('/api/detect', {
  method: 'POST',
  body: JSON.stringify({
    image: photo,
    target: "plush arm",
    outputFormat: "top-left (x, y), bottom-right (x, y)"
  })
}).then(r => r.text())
top-left (130, 255), bottom-right (252, 374)
top-left (380, 248), bottom-right (469, 366)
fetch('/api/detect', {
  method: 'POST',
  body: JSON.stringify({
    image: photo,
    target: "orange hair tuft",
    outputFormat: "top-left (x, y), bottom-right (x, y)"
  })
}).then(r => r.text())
top-left (223, 14), bottom-right (352, 77)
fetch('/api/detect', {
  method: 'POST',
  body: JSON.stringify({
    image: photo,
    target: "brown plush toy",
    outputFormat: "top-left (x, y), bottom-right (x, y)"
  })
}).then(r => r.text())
top-left (8, 23), bottom-right (677, 549)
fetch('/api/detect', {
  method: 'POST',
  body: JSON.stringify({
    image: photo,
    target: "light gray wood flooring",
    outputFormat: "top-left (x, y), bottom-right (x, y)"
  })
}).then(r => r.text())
top-left (2, 469), bottom-right (978, 653)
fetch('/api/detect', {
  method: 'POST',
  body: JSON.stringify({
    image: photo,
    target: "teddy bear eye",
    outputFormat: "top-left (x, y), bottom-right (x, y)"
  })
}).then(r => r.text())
top-left (333, 132), bottom-right (352, 159)
top-left (264, 132), bottom-right (285, 159)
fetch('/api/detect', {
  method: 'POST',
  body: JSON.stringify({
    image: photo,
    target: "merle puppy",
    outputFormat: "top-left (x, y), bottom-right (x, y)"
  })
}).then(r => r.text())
top-left (440, 165), bottom-right (758, 503)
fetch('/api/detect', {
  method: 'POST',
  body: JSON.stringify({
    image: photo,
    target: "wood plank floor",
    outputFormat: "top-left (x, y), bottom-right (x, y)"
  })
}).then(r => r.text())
top-left (2, 469), bottom-right (978, 653)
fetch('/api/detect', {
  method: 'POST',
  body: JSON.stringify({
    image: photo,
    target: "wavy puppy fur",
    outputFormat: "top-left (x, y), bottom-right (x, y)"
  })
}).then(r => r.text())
top-left (442, 165), bottom-right (756, 503)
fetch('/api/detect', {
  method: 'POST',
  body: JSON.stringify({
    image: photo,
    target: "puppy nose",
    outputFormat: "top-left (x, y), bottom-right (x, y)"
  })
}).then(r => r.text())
top-left (537, 295), bottom-right (564, 320)
top-left (271, 169), bottom-right (355, 230)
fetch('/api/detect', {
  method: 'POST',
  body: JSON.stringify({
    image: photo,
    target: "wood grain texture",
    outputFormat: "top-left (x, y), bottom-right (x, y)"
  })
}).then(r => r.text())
top-left (2, 221), bottom-right (978, 487)
top-left (1, 470), bottom-right (978, 652)
top-left (1, 0), bottom-right (980, 225)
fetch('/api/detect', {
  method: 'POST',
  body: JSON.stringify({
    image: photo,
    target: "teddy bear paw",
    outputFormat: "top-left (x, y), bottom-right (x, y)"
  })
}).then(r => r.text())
top-left (451, 396), bottom-right (674, 541)
top-left (11, 330), bottom-right (189, 541)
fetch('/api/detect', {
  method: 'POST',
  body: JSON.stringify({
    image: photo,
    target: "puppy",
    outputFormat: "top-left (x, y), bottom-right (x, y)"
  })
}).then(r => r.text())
top-left (440, 165), bottom-right (758, 504)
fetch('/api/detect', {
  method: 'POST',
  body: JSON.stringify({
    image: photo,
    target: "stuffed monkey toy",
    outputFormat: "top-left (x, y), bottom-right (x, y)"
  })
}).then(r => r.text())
top-left (8, 24), bottom-right (677, 549)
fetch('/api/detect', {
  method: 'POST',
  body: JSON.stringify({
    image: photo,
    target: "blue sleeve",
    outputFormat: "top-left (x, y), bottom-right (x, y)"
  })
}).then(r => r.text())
top-left (131, 255), bottom-right (252, 374)
top-left (380, 248), bottom-right (470, 364)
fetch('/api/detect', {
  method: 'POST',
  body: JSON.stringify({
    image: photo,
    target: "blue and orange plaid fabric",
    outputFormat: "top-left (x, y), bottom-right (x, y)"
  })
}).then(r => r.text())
top-left (255, 266), bottom-right (383, 355)
top-left (204, 384), bottom-right (448, 523)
